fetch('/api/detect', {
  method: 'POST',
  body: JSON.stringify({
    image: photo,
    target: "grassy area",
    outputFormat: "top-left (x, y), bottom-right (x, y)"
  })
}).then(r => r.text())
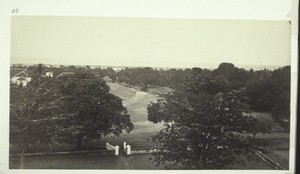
top-left (10, 153), bottom-right (272, 169)
top-left (146, 86), bottom-right (174, 95)
top-left (251, 111), bottom-right (286, 132)
top-left (10, 154), bottom-right (162, 169)
top-left (250, 110), bottom-right (290, 169)
top-left (264, 151), bottom-right (289, 169)
top-left (107, 82), bottom-right (136, 100)
top-left (104, 82), bottom-right (166, 147)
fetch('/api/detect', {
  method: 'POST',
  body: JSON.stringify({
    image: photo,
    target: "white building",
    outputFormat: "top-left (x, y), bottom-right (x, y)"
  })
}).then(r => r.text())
top-left (11, 71), bottom-right (32, 86)
top-left (44, 70), bottom-right (53, 77)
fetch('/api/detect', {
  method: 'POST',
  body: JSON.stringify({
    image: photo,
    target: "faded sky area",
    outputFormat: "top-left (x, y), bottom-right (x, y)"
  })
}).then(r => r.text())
top-left (11, 16), bottom-right (291, 69)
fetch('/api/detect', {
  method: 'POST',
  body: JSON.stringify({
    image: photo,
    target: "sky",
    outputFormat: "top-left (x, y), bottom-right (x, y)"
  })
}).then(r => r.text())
top-left (11, 16), bottom-right (291, 69)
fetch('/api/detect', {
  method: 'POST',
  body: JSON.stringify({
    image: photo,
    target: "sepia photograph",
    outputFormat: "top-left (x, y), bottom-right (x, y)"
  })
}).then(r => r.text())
top-left (8, 16), bottom-right (293, 170)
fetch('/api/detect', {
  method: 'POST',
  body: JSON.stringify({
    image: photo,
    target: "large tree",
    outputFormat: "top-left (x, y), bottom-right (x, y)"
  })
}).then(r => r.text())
top-left (59, 74), bottom-right (134, 148)
top-left (269, 66), bottom-right (291, 131)
top-left (10, 78), bottom-right (63, 168)
top-left (147, 90), bottom-right (270, 169)
top-left (244, 66), bottom-right (290, 130)
top-left (10, 72), bottom-right (134, 169)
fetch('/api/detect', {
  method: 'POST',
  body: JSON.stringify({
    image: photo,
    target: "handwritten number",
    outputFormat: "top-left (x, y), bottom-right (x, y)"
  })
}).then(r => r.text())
top-left (12, 9), bottom-right (19, 13)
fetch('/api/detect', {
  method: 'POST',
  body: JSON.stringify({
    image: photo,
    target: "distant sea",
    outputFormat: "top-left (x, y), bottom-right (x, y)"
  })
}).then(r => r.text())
top-left (11, 63), bottom-right (289, 71)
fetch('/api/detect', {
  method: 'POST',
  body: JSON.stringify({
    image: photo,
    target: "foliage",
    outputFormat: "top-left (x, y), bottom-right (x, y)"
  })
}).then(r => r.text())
top-left (148, 89), bottom-right (270, 169)
top-left (146, 63), bottom-right (290, 169)
top-left (245, 78), bottom-right (274, 111)
top-left (117, 67), bottom-right (191, 89)
top-left (271, 91), bottom-right (290, 132)
top-left (58, 74), bottom-right (134, 148)
top-left (10, 79), bottom-right (63, 148)
top-left (10, 78), bottom-right (64, 168)
top-left (244, 66), bottom-right (290, 130)
top-left (270, 66), bottom-right (291, 131)
top-left (10, 62), bottom-right (290, 158)
top-left (10, 71), bottom-right (134, 151)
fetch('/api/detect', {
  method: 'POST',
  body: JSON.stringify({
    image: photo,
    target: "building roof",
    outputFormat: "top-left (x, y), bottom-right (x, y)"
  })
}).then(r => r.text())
top-left (13, 71), bottom-right (29, 78)
top-left (10, 68), bottom-right (26, 78)
top-left (57, 72), bottom-right (75, 78)
top-left (45, 69), bottom-right (53, 73)
top-left (10, 66), bottom-right (37, 78)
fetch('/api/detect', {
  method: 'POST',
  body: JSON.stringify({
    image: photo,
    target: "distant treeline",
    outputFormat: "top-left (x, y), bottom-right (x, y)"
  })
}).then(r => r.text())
top-left (117, 63), bottom-right (290, 127)
top-left (24, 62), bottom-right (290, 129)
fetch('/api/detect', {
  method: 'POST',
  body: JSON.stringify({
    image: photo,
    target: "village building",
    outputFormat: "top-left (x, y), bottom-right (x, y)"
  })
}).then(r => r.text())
top-left (43, 69), bottom-right (54, 77)
top-left (10, 70), bottom-right (32, 87)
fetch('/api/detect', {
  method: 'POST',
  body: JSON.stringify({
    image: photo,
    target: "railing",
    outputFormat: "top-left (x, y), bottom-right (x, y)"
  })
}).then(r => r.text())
top-left (254, 149), bottom-right (287, 170)
top-left (10, 149), bottom-right (115, 160)
top-left (10, 146), bottom-right (287, 170)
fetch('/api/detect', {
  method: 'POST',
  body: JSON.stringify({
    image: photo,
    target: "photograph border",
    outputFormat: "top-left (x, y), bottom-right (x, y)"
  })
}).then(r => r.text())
top-left (0, 0), bottom-right (298, 173)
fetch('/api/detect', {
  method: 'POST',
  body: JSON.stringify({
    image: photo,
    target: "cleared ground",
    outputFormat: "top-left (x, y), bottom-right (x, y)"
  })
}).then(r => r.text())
top-left (97, 83), bottom-right (166, 148)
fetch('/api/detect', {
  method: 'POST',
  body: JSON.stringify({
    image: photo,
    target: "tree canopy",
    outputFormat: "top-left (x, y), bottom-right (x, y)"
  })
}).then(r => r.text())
top-left (10, 71), bottom-right (134, 153)
top-left (58, 74), bottom-right (133, 148)
top-left (10, 62), bottom-right (290, 169)
top-left (146, 63), bottom-right (282, 169)
top-left (148, 89), bottom-right (270, 169)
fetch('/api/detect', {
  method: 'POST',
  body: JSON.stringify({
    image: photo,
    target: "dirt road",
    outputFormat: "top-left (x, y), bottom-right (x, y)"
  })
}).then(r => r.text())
top-left (100, 83), bottom-right (165, 148)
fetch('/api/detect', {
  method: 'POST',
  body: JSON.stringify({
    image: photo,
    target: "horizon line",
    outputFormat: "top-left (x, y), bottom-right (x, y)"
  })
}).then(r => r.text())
top-left (10, 62), bottom-right (290, 71)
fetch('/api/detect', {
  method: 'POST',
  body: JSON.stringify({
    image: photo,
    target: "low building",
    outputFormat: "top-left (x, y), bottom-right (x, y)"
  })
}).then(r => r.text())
top-left (44, 69), bottom-right (54, 77)
top-left (11, 71), bottom-right (32, 86)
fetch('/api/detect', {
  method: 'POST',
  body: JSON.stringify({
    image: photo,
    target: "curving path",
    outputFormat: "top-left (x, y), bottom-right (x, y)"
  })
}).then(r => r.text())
top-left (100, 83), bottom-right (165, 148)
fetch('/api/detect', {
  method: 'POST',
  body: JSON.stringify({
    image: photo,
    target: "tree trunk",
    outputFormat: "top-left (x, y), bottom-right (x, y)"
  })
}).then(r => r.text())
top-left (48, 142), bottom-right (53, 153)
top-left (20, 146), bottom-right (25, 169)
top-left (76, 137), bottom-right (83, 149)
top-left (26, 142), bottom-right (29, 152)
